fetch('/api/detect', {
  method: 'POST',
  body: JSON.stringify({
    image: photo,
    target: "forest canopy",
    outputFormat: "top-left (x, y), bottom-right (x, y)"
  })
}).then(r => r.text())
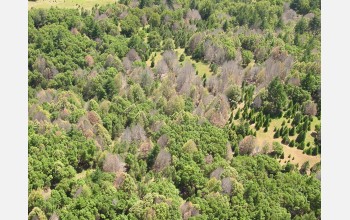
top-left (28, 0), bottom-right (321, 219)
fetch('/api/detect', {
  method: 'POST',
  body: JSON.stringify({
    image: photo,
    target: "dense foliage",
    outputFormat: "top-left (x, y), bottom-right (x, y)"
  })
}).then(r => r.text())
top-left (28, 0), bottom-right (321, 219)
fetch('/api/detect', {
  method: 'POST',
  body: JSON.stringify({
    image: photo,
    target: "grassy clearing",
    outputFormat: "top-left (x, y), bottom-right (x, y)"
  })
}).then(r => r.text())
top-left (255, 116), bottom-right (320, 168)
top-left (280, 145), bottom-right (320, 168)
top-left (232, 104), bottom-right (320, 170)
top-left (28, 0), bottom-right (117, 10)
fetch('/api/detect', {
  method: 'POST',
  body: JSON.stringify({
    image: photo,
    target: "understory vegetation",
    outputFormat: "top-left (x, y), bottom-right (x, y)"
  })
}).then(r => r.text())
top-left (28, 0), bottom-right (321, 219)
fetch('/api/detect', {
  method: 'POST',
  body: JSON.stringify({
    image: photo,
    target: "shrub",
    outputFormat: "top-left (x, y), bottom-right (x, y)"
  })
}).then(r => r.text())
top-left (255, 123), bottom-right (261, 131)
top-left (234, 109), bottom-right (240, 120)
top-left (289, 127), bottom-right (296, 136)
top-left (272, 142), bottom-right (284, 158)
top-left (274, 129), bottom-right (280, 138)
top-left (289, 140), bottom-right (295, 147)
top-left (296, 131), bottom-right (306, 143)
top-left (283, 163), bottom-right (295, 173)
top-left (282, 135), bottom-right (290, 145)
top-left (297, 141), bottom-right (305, 150)
top-left (292, 112), bottom-right (303, 126)
top-left (179, 54), bottom-right (185, 62)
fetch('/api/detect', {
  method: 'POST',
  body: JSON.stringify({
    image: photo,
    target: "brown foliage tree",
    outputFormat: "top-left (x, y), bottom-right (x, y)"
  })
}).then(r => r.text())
top-left (49, 213), bottom-right (59, 220)
top-left (180, 201), bottom-right (199, 220)
top-left (226, 143), bottom-right (233, 160)
top-left (85, 55), bottom-right (94, 67)
top-left (34, 56), bottom-right (47, 74)
top-left (176, 62), bottom-right (196, 95)
top-left (239, 135), bottom-right (256, 155)
top-left (126, 49), bottom-right (141, 62)
top-left (153, 149), bottom-right (171, 171)
top-left (221, 60), bottom-right (243, 87)
top-left (71, 27), bottom-right (79, 35)
top-left (221, 177), bottom-right (232, 195)
top-left (287, 76), bottom-right (301, 86)
top-left (53, 119), bottom-right (71, 132)
top-left (252, 95), bottom-right (262, 109)
top-left (102, 153), bottom-right (126, 173)
top-left (188, 33), bottom-right (203, 54)
top-left (210, 167), bottom-right (224, 180)
top-left (87, 111), bottom-right (101, 125)
top-left (203, 40), bottom-right (226, 64)
top-left (205, 154), bottom-right (214, 164)
top-left (303, 101), bottom-right (317, 116)
top-left (157, 134), bottom-right (169, 148)
top-left (121, 124), bottom-right (147, 143)
top-left (162, 50), bottom-right (179, 72)
top-left (122, 57), bottom-right (132, 73)
top-left (185, 9), bottom-right (202, 21)
top-left (155, 60), bottom-right (169, 79)
top-left (139, 140), bottom-right (153, 159)
top-left (282, 9), bottom-right (298, 23)
top-left (36, 89), bottom-right (56, 104)
top-left (261, 47), bottom-right (294, 87)
top-left (208, 95), bottom-right (230, 127)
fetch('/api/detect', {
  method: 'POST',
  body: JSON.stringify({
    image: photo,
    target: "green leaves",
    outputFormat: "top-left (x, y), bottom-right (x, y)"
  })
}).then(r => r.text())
top-left (120, 14), bottom-right (142, 37)
top-left (28, 2), bottom-right (321, 219)
top-left (265, 77), bottom-right (288, 117)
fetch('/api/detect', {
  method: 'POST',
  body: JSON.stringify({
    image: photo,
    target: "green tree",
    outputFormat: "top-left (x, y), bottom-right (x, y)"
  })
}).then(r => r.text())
top-left (199, 0), bottom-right (214, 20)
top-left (295, 18), bottom-right (309, 34)
top-left (149, 13), bottom-right (161, 28)
top-left (265, 78), bottom-right (288, 116)
top-left (148, 31), bottom-right (162, 51)
top-left (163, 38), bottom-right (175, 50)
top-left (225, 85), bottom-right (241, 108)
top-left (120, 14), bottom-right (141, 37)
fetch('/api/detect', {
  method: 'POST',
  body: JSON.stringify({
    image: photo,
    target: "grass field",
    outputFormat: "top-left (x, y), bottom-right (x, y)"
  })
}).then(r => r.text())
top-left (28, 0), bottom-right (117, 10)
top-left (231, 104), bottom-right (321, 170)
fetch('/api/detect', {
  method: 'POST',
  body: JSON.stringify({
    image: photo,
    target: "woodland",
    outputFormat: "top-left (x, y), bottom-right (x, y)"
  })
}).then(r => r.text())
top-left (28, 0), bottom-right (321, 219)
